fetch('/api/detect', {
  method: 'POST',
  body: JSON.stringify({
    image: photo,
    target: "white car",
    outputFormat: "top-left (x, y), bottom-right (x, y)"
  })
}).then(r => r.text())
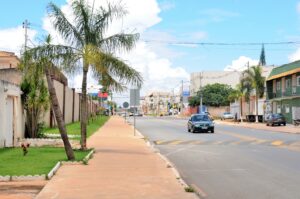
top-left (221, 112), bottom-right (234, 120)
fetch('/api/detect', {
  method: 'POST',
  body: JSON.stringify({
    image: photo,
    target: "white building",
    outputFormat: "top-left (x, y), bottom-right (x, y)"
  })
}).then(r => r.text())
top-left (144, 91), bottom-right (171, 115)
top-left (190, 71), bottom-right (241, 96)
top-left (230, 66), bottom-right (275, 121)
top-left (0, 80), bottom-right (24, 147)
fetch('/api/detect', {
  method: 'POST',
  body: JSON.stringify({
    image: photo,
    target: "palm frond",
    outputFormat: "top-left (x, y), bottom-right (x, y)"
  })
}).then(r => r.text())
top-left (93, 3), bottom-right (127, 37)
top-left (91, 52), bottom-right (143, 88)
top-left (47, 2), bottom-right (83, 47)
top-left (100, 33), bottom-right (139, 53)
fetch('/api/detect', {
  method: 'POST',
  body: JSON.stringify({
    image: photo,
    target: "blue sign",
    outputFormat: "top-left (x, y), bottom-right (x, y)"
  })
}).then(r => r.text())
top-left (182, 91), bottom-right (190, 96)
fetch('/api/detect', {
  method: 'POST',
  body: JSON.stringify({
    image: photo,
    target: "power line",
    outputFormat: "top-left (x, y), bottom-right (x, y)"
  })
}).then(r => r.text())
top-left (143, 40), bottom-right (300, 46)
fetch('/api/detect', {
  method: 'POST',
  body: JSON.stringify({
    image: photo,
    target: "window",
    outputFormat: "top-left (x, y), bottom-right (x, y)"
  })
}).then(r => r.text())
top-left (277, 105), bottom-right (281, 113)
top-left (286, 79), bottom-right (291, 89)
top-left (276, 81), bottom-right (281, 90)
top-left (285, 104), bottom-right (290, 113)
top-left (297, 76), bottom-right (300, 86)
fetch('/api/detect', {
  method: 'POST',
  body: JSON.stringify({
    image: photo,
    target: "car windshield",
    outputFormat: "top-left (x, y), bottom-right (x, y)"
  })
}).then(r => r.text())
top-left (224, 112), bottom-right (231, 115)
top-left (192, 115), bottom-right (210, 121)
top-left (273, 114), bottom-right (283, 118)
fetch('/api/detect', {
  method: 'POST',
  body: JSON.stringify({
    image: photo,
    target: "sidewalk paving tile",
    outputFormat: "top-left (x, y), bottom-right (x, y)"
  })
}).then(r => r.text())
top-left (36, 116), bottom-right (196, 199)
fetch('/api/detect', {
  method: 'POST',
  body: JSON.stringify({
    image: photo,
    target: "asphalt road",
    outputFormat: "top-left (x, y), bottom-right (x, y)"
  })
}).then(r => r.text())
top-left (127, 116), bottom-right (300, 199)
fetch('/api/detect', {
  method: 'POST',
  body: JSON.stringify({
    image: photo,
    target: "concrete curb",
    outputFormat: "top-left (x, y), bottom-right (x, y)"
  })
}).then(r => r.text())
top-left (82, 149), bottom-right (95, 164)
top-left (0, 149), bottom-right (95, 182)
top-left (125, 119), bottom-right (198, 197)
top-left (131, 125), bottom-right (192, 188)
top-left (47, 162), bottom-right (61, 180)
top-left (216, 120), bottom-right (300, 134)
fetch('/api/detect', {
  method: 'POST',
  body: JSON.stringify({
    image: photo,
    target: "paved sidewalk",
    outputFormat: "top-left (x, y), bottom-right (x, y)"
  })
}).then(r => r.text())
top-left (0, 181), bottom-right (46, 199)
top-left (216, 120), bottom-right (300, 134)
top-left (36, 116), bottom-right (196, 199)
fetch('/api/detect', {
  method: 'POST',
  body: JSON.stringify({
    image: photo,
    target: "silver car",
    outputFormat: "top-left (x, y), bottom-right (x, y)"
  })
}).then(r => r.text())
top-left (221, 112), bottom-right (234, 120)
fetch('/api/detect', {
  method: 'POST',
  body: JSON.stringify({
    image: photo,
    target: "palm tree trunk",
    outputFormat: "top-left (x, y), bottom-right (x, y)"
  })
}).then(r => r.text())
top-left (240, 97), bottom-right (243, 123)
top-left (255, 92), bottom-right (259, 123)
top-left (45, 68), bottom-right (75, 160)
top-left (80, 62), bottom-right (88, 150)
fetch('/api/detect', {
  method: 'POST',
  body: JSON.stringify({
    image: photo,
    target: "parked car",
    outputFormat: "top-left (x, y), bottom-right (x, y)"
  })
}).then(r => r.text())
top-left (266, 113), bottom-right (286, 126)
top-left (187, 114), bottom-right (214, 133)
top-left (221, 112), bottom-right (234, 120)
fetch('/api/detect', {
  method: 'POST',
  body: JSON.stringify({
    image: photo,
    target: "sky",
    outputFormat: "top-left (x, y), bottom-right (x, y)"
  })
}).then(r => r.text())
top-left (1, 0), bottom-right (300, 104)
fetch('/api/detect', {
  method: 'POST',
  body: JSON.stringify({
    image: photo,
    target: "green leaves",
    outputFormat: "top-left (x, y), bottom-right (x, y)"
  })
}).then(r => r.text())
top-left (189, 83), bottom-right (234, 107)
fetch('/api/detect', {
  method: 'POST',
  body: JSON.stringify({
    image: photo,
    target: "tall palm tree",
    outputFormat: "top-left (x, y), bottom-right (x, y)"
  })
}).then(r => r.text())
top-left (242, 66), bottom-right (265, 122)
top-left (26, 35), bottom-right (75, 160)
top-left (46, 0), bottom-right (143, 149)
top-left (228, 83), bottom-right (245, 123)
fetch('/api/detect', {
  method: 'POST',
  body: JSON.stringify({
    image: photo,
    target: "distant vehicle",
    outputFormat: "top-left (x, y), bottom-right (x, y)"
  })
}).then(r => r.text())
top-left (266, 113), bottom-right (286, 126)
top-left (221, 112), bottom-right (234, 120)
top-left (187, 114), bottom-right (214, 133)
top-left (134, 112), bottom-right (143, 117)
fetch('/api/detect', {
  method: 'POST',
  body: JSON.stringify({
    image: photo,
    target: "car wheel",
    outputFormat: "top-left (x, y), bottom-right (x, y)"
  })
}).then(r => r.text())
top-left (211, 129), bottom-right (214, 133)
top-left (188, 128), bottom-right (191, 132)
top-left (191, 127), bottom-right (195, 133)
top-left (283, 123), bottom-right (286, 126)
top-left (271, 123), bottom-right (274, 126)
top-left (266, 123), bottom-right (269, 126)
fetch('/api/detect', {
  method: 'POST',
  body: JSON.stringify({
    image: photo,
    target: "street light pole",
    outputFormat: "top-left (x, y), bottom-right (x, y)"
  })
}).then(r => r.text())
top-left (200, 72), bottom-right (203, 113)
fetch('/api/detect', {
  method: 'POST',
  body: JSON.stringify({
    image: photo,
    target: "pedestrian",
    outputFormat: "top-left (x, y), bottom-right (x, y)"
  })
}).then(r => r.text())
top-left (235, 112), bottom-right (238, 123)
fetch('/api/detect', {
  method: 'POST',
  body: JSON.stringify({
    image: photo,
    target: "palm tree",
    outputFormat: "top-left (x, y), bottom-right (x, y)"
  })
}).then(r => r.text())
top-left (228, 83), bottom-right (245, 123)
top-left (242, 66), bottom-right (265, 122)
top-left (26, 35), bottom-right (75, 160)
top-left (46, 0), bottom-right (143, 149)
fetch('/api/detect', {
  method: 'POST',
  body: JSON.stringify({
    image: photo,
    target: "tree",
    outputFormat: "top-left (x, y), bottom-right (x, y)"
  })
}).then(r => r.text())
top-left (242, 66), bottom-right (265, 122)
top-left (20, 60), bottom-right (49, 138)
top-left (228, 83), bottom-right (246, 123)
top-left (28, 35), bottom-right (75, 160)
top-left (259, 44), bottom-right (266, 66)
top-left (189, 83), bottom-right (234, 107)
top-left (47, 1), bottom-right (143, 149)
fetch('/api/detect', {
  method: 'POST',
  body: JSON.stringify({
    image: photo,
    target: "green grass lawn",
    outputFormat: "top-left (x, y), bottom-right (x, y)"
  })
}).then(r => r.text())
top-left (0, 147), bottom-right (90, 176)
top-left (43, 116), bottom-right (110, 139)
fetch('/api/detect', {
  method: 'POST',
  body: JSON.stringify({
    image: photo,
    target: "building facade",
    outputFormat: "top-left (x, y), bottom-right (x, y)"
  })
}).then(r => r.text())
top-left (266, 61), bottom-right (300, 123)
top-left (230, 66), bottom-right (274, 121)
top-left (0, 80), bottom-right (24, 147)
top-left (144, 92), bottom-right (171, 115)
top-left (190, 71), bottom-right (241, 96)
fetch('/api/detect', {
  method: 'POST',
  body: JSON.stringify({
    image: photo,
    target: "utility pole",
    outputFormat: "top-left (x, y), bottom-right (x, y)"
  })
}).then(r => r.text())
top-left (181, 80), bottom-right (184, 115)
top-left (22, 20), bottom-right (30, 73)
top-left (199, 72), bottom-right (203, 113)
top-left (22, 20), bottom-right (29, 53)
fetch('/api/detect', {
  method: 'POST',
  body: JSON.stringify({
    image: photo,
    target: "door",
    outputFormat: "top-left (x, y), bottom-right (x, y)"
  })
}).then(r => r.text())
top-left (5, 97), bottom-right (14, 147)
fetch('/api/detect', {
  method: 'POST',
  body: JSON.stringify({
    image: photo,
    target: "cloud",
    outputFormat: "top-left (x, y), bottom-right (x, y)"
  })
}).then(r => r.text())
top-left (224, 56), bottom-right (258, 71)
top-left (189, 31), bottom-right (207, 40)
top-left (199, 8), bottom-right (240, 23)
top-left (42, 0), bottom-right (189, 100)
top-left (0, 26), bottom-right (37, 55)
top-left (288, 48), bottom-right (300, 62)
top-left (159, 1), bottom-right (175, 11)
top-left (297, 2), bottom-right (300, 13)
top-left (121, 42), bottom-right (189, 94)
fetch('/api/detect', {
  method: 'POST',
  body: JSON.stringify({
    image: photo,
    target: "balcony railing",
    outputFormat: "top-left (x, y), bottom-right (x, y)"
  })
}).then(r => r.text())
top-left (268, 86), bottom-right (300, 99)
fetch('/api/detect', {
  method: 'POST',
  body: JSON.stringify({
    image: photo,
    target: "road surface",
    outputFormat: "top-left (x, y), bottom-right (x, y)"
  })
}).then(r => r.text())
top-left (128, 116), bottom-right (300, 199)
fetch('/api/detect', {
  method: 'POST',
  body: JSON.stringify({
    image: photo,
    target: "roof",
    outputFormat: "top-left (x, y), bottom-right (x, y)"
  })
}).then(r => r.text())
top-left (267, 60), bottom-right (300, 81)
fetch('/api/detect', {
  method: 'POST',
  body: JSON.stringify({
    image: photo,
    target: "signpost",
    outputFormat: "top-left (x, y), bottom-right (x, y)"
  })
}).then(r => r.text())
top-left (123, 102), bottom-right (129, 122)
top-left (130, 89), bottom-right (140, 136)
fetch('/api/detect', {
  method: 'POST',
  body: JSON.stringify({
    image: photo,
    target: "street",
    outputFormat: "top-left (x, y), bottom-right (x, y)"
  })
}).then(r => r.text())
top-left (128, 116), bottom-right (300, 199)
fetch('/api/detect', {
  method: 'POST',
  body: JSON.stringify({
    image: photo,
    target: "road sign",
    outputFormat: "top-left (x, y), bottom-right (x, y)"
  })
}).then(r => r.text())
top-left (123, 102), bottom-right (129, 109)
top-left (130, 89), bottom-right (140, 107)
